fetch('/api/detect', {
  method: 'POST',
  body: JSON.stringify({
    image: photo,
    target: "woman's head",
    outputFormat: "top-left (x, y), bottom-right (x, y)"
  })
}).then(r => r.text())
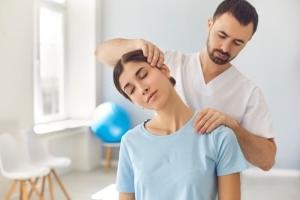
top-left (113, 50), bottom-right (176, 109)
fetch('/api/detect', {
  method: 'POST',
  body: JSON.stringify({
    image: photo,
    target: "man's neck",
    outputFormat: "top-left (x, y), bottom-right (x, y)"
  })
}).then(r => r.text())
top-left (200, 49), bottom-right (232, 84)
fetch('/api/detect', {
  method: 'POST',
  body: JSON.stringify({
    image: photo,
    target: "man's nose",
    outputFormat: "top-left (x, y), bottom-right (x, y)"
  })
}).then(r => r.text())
top-left (221, 40), bottom-right (231, 53)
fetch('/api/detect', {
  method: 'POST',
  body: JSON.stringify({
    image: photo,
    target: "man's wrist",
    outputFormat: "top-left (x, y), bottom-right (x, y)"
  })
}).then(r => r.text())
top-left (228, 118), bottom-right (240, 133)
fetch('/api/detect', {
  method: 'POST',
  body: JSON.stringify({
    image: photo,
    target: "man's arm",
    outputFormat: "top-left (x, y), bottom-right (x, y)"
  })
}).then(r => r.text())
top-left (120, 192), bottom-right (135, 200)
top-left (194, 108), bottom-right (276, 171)
top-left (218, 173), bottom-right (241, 200)
top-left (95, 38), bottom-right (164, 67)
top-left (231, 122), bottom-right (276, 171)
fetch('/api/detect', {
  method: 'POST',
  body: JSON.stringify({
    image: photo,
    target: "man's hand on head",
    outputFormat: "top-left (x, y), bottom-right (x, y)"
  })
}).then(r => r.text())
top-left (135, 39), bottom-right (164, 68)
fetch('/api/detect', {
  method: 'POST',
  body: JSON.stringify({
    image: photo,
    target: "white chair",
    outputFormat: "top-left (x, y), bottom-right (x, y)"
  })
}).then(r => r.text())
top-left (26, 130), bottom-right (72, 200)
top-left (0, 133), bottom-right (50, 200)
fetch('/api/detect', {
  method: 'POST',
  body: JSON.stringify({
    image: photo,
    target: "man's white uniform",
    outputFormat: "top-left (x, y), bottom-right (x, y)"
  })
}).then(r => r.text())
top-left (165, 51), bottom-right (274, 138)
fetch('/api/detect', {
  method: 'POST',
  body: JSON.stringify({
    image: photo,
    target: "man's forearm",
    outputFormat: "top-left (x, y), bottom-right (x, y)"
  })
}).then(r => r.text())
top-left (95, 38), bottom-right (138, 67)
top-left (231, 121), bottom-right (276, 171)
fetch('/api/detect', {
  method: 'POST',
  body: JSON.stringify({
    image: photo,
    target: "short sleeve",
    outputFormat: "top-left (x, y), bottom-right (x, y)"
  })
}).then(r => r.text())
top-left (116, 137), bottom-right (135, 193)
top-left (214, 127), bottom-right (248, 176)
top-left (242, 87), bottom-right (275, 138)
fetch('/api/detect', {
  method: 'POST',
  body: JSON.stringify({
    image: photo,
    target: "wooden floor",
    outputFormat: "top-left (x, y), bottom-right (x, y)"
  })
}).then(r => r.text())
top-left (6, 167), bottom-right (300, 200)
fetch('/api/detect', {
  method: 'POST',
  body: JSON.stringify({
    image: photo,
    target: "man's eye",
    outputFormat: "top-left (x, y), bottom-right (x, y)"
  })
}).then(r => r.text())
top-left (218, 34), bottom-right (226, 39)
top-left (234, 41), bottom-right (242, 46)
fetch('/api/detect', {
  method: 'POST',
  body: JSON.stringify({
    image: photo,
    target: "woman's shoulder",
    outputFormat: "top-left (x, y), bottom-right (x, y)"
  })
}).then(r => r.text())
top-left (121, 122), bottom-right (146, 142)
top-left (208, 125), bottom-right (238, 145)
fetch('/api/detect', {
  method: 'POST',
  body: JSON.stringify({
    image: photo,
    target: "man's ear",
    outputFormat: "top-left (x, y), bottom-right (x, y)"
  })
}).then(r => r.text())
top-left (208, 18), bottom-right (213, 31)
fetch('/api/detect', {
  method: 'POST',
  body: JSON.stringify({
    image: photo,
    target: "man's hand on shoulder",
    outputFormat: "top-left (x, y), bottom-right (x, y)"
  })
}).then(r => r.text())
top-left (193, 108), bottom-right (238, 134)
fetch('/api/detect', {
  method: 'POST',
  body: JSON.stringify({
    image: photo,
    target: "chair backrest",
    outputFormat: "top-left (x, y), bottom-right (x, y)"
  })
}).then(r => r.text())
top-left (26, 129), bottom-right (51, 162)
top-left (0, 133), bottom-right (28, 174)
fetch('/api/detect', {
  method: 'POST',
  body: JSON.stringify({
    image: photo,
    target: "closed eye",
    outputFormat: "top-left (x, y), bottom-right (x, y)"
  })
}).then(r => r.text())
top-left (130, 87), bottom-right (135, 95)
top-left (123, 67), bottom-right (148, 96)
top-left (233, 40), bottom-right (243, 46)
top-left (138, 69), bottom-right (148, 79)
top-left (124, 84), bottom-right (135, 96)
top-left (218, 34), bottom-right (226, 39)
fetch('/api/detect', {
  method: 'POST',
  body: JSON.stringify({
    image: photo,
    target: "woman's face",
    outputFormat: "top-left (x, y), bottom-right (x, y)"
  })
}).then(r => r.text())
top-left (119, 61), bottom-right (172, 110)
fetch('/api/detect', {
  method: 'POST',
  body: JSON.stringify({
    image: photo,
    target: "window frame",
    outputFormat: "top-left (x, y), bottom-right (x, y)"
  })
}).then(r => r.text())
top-left (34, 0), bottom-right (67, 124)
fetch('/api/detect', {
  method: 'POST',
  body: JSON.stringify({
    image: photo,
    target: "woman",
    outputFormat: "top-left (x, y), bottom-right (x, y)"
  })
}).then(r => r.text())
top-left (113, 50), bottom-right (247, 200)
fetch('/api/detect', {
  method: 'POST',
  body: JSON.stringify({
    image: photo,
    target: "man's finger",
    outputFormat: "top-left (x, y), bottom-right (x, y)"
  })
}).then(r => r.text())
top-left (157, 51), bottom-right (164, 67)
top-left (147, 44), bottom-right (154, 63)
top-left (141, 43), bottom-right (148, 57)
top-left (206, 119), bottom-right (221, 133)
top-left (194, 113), bottom-right (213, 133)
top-left (193, 109), bottom-right (209, 125)
top-left (199, 115), bottom-right (218, 134)
top-left (151, 49), bottom-right (160, 66)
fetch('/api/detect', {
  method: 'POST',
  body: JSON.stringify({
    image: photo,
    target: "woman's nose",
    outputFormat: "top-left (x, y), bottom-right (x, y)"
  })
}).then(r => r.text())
top-left (142, 87), bottom-right (149, 95)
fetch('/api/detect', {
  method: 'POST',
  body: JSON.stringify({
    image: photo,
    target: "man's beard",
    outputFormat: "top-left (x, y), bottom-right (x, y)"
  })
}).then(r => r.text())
top-left (206, 37), bottom-right (235, 65)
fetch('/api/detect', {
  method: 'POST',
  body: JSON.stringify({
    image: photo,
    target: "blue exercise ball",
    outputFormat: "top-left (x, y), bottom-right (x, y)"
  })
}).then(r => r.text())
top-left (91, 102), bottom-right (131, 143)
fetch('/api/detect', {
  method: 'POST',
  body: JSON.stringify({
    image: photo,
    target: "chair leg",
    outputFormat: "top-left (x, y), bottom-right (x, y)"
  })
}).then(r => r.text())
top-left (48, 174), bottom-right (55, 200)
top-left (28, 179), bottom-right (45, 200)
top-left (28, 178), bottom-right (39, 199)
top-left (41, 176), bottom-right (46, 197)
top-left (4, 180), bottom-right (17, 200)
top-left (19, 181), bottom-right (23, 200)
top-left (105, 146), bottom-right (113, 171)
top-left (22, 180), bottom-right (28, 200)
top-left (51, 169), bottom-right (71, 200)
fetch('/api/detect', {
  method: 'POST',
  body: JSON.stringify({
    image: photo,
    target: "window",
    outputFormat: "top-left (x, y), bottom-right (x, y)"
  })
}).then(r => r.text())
top-left (34, 0), bottom-right (66, 123)
top-left (34, 0), bottom-right (97, 132)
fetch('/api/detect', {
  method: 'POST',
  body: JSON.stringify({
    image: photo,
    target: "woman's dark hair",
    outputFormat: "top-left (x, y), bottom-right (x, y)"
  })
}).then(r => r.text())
top-left (213, 0), bottom-right (258, 35)
top-left (113, 50), bottom-right (176, 101)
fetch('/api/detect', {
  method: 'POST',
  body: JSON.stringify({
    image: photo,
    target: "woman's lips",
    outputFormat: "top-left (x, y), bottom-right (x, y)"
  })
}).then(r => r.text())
top-left (147, 90), bottom-right (158, 103)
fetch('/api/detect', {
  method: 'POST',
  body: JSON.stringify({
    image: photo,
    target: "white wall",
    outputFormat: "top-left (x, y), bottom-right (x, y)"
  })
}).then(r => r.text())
top-left (42, 127), bottom-right (101, 172)
top-left (66, 0), bottom-right (97, 119)
top-left (65, 0), bottom-right (103, 171)
top-left (0, 0), bottom-right (34, 128)
top-left (236, 0), bottom-right (300, 169)
top-left (99, 0), bottom-right (300, 169)
top-left (0, 0), bottom-right (101, 195)
top-left (0, 0), bottom-right (34, 195)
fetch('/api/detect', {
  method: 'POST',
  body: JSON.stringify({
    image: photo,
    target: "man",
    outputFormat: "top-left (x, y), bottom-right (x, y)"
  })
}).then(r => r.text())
top-left (95, 0), bottom-right (276, 171)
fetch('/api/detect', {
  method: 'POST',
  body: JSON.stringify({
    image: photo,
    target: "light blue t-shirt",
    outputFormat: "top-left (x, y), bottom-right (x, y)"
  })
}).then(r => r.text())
top-left (116, 114), bottom-right (247, 200)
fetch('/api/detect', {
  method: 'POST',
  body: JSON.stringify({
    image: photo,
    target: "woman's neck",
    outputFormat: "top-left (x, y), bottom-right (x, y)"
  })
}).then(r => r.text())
top-left (146, 90), bottom-right (193, 135)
